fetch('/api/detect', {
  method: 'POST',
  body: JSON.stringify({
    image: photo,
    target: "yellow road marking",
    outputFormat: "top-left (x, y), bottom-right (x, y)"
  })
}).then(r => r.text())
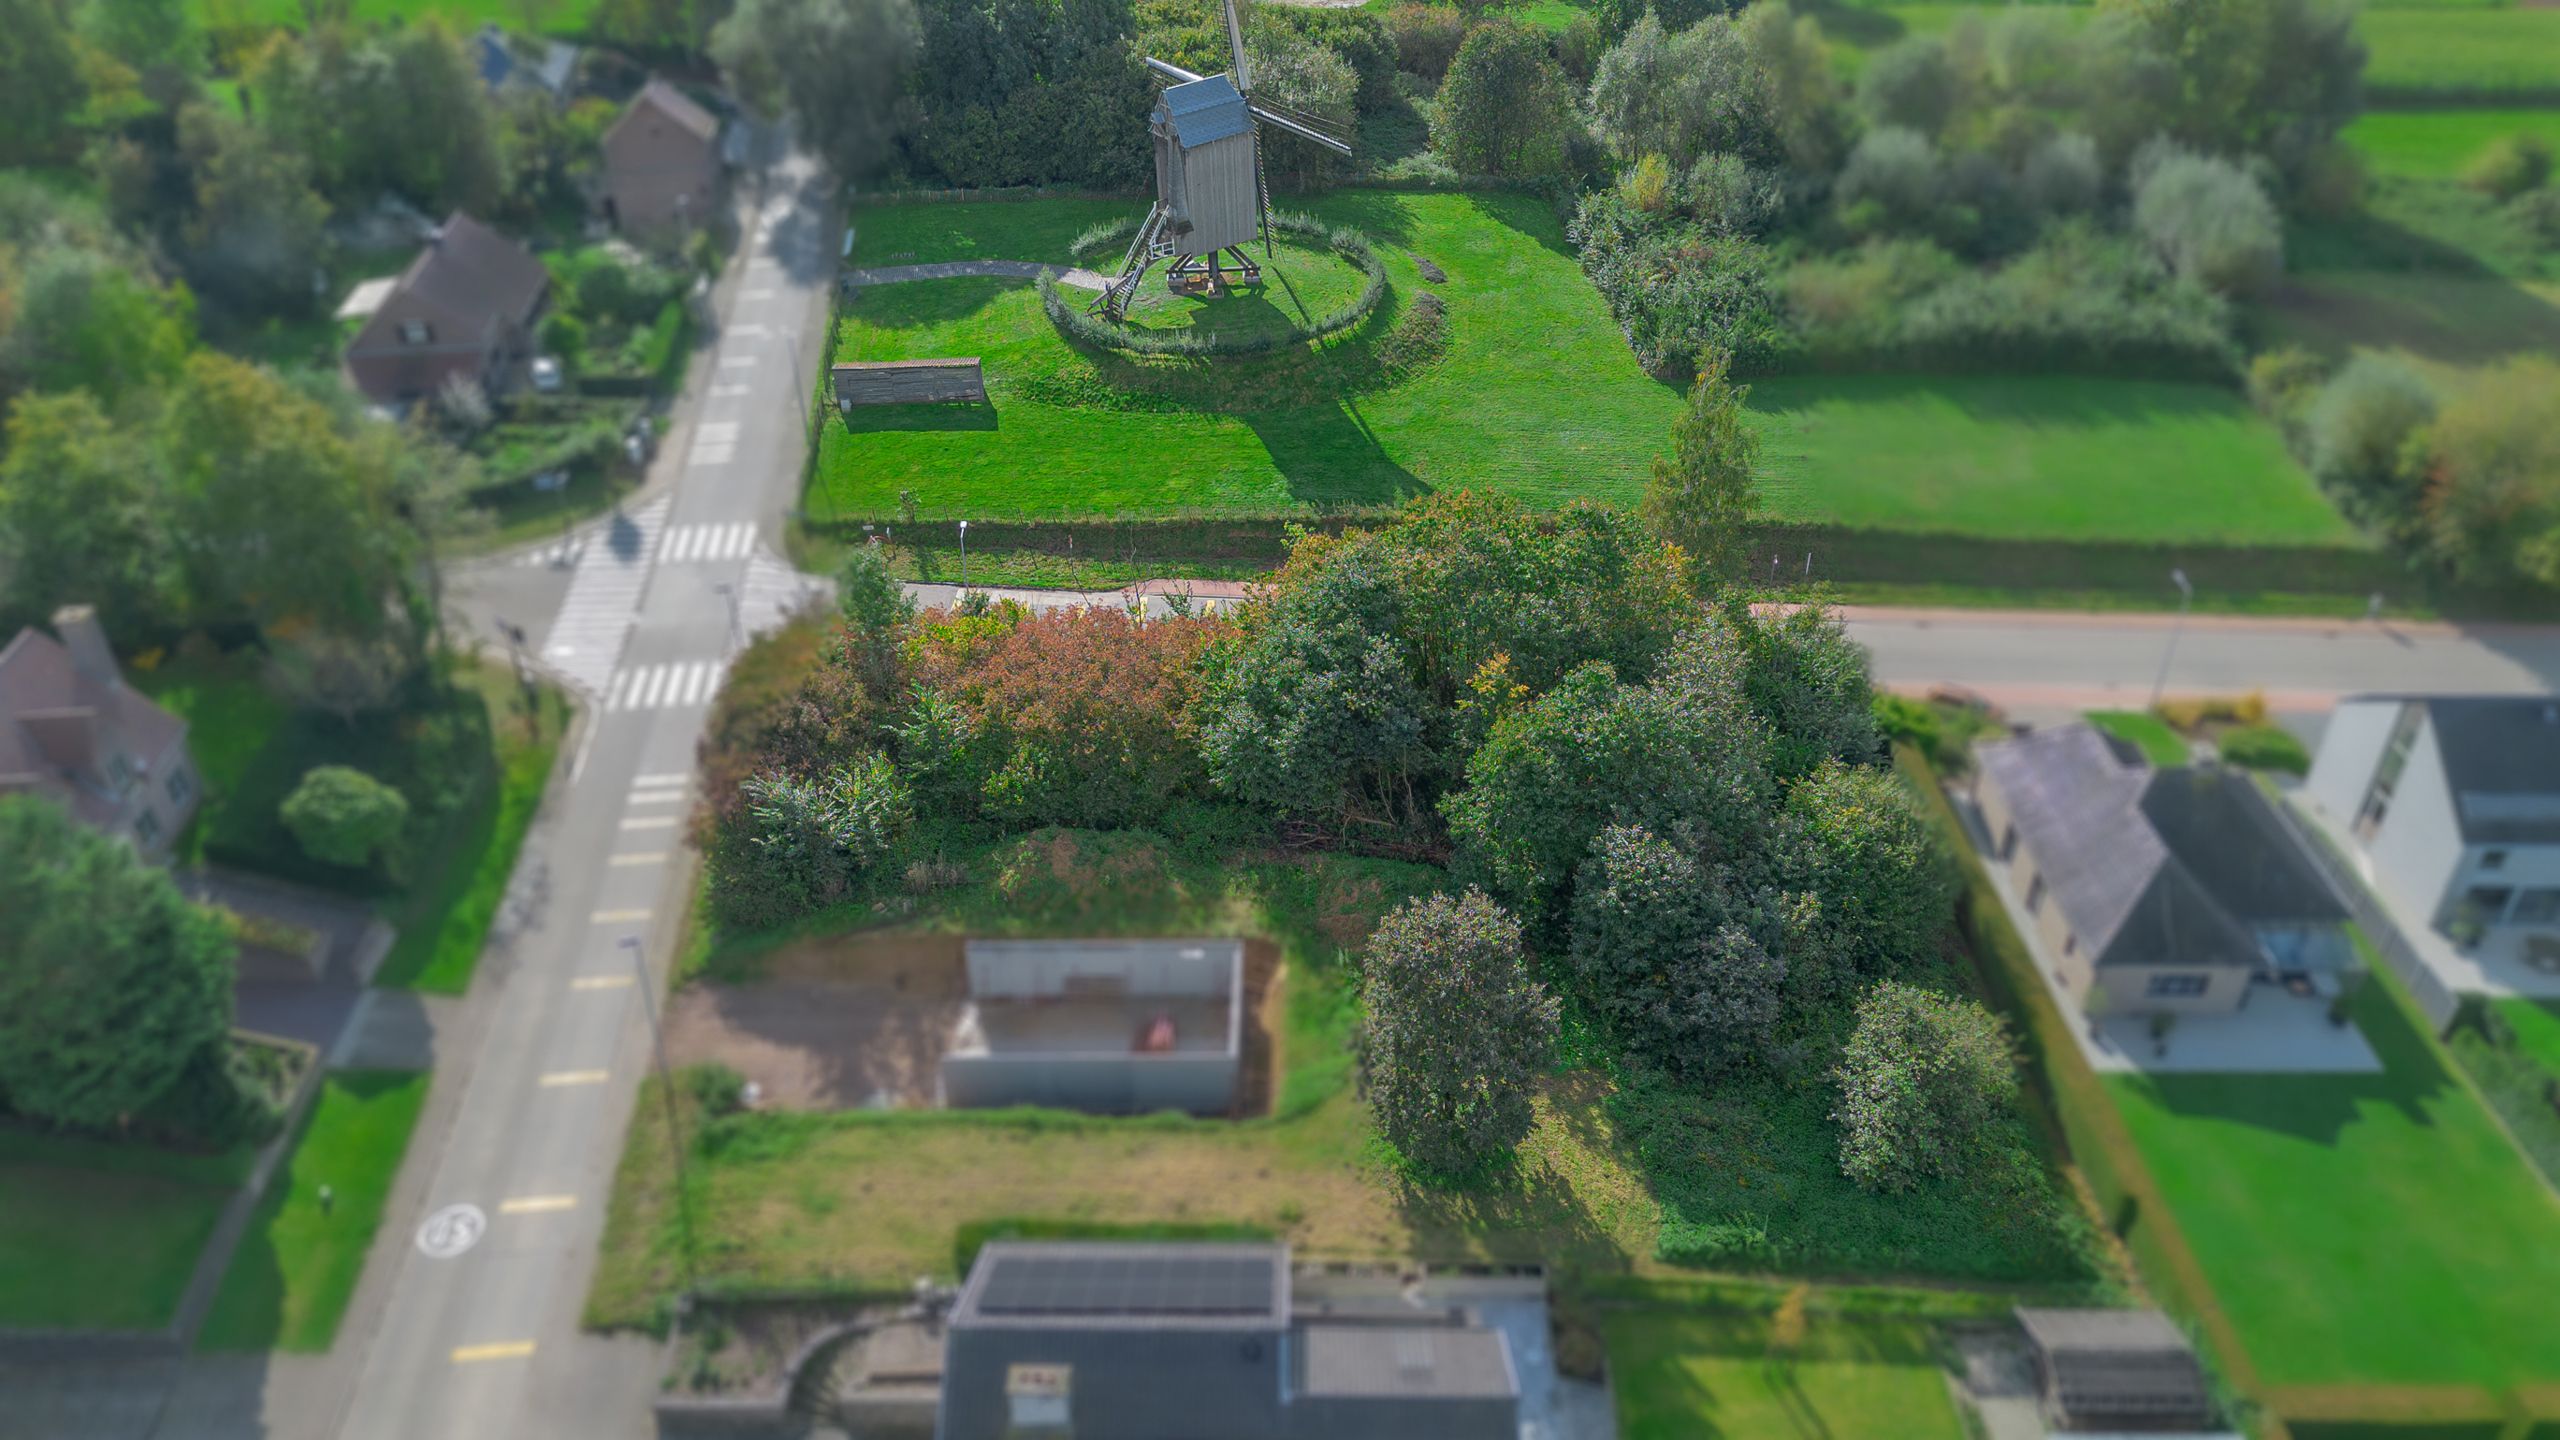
top-left (538, 1070), bottom-right (609, 1087)
top-left (499, 1195), bottom-right (578, 1215)
top-left (451, 1340), bottom-right (536, 1363)
top-left (570, 975), bottom-right (633, 991)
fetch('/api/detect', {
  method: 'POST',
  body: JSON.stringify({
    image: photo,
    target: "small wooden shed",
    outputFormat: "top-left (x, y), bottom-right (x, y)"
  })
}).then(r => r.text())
top-left (831, 358), bottom-right (986, 408)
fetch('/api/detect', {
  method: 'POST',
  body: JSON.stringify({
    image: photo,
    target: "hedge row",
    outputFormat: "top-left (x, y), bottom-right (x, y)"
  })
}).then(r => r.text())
top-left (1037, 213), bottom-right (1388, 358)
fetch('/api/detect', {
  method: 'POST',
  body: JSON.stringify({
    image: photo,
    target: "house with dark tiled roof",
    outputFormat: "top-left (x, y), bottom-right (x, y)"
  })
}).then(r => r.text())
top-left (2307, 695), bottom-right (2560, 947)
top-left (602, 80), bottom-right (723, 243)
top-left (0, 606), bottom-right (198, 857)
top-left (342, 212), bottom-right (550, 406)
top-left (1972, 723), bottom-right (2352, 1015)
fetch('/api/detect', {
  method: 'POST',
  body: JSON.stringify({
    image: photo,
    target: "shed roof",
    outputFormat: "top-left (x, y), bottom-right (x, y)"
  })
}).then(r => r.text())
top-left (2017, 1308), bottom-right (2212, 1425)
top-left (951, 1242), bottom-right (1288, 1330)
top-left (1296, 1325), bottom-right (1517, 1401)
top-left (1975, 724), bottom-right (2343, 971)
top-left (1160, 74), bottom-right (1252, 148)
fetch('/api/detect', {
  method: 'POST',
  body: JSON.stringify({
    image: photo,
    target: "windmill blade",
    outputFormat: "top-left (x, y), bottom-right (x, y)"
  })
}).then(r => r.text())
top-left (1247, 101), bottom-right (1353, 156)
top-left (1144, 55), bottom-right (1205, 86)
top-left (1224, 0), bottom-right (1252, 94)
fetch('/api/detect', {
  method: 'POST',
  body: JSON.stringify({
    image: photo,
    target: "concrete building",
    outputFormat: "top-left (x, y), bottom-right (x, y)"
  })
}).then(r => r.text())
top-left (2307, 695), bottom-right (2560, 950)
top-left (1974, 724), bottom-right (2352, 1015)
top-left (602, 80), bottom-right (722, 243)
top-left (343, 213), bottom-right (549, 406)
top-left (0, 606), bottom-right (198, 857)
top-left (937, 1242), bottom-right (1519, 1440)
top-left (942, 939), bottom-right (1243, 1115)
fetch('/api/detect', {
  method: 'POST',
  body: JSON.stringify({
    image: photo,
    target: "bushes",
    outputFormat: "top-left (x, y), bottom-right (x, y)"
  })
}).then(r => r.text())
top-left (1358, 889), bottom-right (1558, 1177)
top-left (1040, 214), bottom-right (1387, 357)
top-left (1569, 825), bottom-right (1784, 1075)
top-left (2303, 354), bottom-right (2435, 530)
top-left (708, 755), bottom-right (914, 932)
top-left (1430, 18), bottom-right (1577, 178)
top-left (2462, 133), bottom-right (2554, 201)
top-left (2216, 724), bottom-right (2310, 775)
top-left (1832, 980), bottom-right (2019, 1192)
top-left (1384, 3), bottom-right (1466, 82)
top-left (1569, 188), bottom-right (1794, 379)
top-left (281, 766), bottom-right (411, 872)
top-left (2131, 147), bottom-right (2284, 295)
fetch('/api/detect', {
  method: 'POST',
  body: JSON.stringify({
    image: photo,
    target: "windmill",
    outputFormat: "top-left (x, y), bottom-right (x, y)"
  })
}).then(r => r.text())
top-left (1092, 0), bottom-right (1355, 321)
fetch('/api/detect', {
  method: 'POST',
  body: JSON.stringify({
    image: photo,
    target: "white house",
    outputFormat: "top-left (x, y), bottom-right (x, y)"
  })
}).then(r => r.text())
top-left (2306, 696), bottom-right (2560, 945)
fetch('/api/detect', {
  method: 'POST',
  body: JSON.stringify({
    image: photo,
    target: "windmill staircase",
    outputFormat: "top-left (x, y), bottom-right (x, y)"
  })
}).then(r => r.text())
top-left (1094, 203), bottom-right (1178, 321)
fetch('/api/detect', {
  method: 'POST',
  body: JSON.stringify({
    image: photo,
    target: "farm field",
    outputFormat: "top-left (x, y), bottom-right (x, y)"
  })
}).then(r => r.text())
top-left (816, 190), bottom-right (1685, 521)
top-left (2104, 977), bottom-right (2560, 1390)
top-left (2345, 108), bottom-right (2560, 180)
top-left (1744, 375), bottom-right (2361, 545)
top-left (1603, 1309), bottom-right (1969, 1440)
top-left (186, 0), bottom-right (600, 33)
top-left (0, 1127), bottom-right (252, 1331)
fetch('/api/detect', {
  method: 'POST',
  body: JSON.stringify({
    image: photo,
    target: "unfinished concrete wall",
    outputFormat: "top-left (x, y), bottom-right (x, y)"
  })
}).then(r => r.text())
top-left (963, 939), bottom-right (1240, 1001)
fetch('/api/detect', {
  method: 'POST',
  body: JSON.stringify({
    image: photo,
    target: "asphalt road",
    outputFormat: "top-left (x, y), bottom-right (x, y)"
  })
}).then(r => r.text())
top-left (315, 153), bottom-right (837, 1440)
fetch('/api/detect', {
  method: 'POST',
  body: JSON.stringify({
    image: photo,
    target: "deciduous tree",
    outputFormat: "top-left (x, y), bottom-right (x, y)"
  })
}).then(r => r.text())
top-left (1432, 19), bottom-right (1574, 177)
top-left (1569, 825), bottom-right (1784, 1073)
top-left (1641, 354), bottom-right (1760, 591)
top-left (281, 765), bottom-right (412, 870)
top-left (1833, 980), bottom-right (2017, 1191)
top-left (1360, 889), bottom-right (1558, 1177)
top-left (714, 0), bottom-right (921, 180)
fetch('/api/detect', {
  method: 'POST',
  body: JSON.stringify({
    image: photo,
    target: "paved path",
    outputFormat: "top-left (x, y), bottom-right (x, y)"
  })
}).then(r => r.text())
top-left (841, 258), bottom-right (1109, 289)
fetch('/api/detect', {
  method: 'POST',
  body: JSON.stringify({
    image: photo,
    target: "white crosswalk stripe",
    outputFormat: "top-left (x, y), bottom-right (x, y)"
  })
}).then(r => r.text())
top-left (737, 547), bottom-right (831, 639)
top-left (538, 498), bottom-right (670, 693)
top-left (603, 659), bottom-right (729, 712)
top-left (688, 420), bottom-right (741, 468)
top-left (656, 522), bottom-right (758, 564)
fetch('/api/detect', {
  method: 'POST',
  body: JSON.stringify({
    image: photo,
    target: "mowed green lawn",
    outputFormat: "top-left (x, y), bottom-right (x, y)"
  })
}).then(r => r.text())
top-left (1744, 375), bottom-right (2361, 545)
top-left (2106, 979), bottom-right (2560, 1389)
top-left (817, 190), bottom-right (1686, 520)
top-left (185, 0), bottom-right (600, 33)
top-left (0, 1128), bottom-right (252, 1330)
top-left (2345, 108), bottom-right (2560, 179)
top-left (1604, 1310), bottom-right (1968, 1440)
top-left (202, 1071), bottom-right (431, 1351)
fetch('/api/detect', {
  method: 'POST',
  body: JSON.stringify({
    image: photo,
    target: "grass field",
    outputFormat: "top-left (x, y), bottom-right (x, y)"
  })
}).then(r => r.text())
top-left (2105, 976), bottom-right (2560, 1390)
top-left (1744, 375), bottom-right (2362, 545)
top-left (815, 189), bottom-right (1685, 521)
top-left (2345, 108), bottom-right (2560, 180)
top-left (0, 1128), bottom-right (251, 1331)
top-left (2085, 710), bottom-right (2187, 767)
top-left (201, 1072), bottom-right (430, 1352)
top-left (2358, 8), bottom-right (2560, 99)
top-left (186, 0), bottom-right (600, 34)
top-left (1603, 1309), bottom-right (1969, 1440)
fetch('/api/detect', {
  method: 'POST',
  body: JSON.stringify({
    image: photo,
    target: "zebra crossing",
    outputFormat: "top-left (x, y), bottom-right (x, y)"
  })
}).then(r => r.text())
top-left (539, 497), bottom-right (670, 694)
top-left (657, 521), bottom-right (760, 564)
top-left (601, 659), bottom-right (728, 712)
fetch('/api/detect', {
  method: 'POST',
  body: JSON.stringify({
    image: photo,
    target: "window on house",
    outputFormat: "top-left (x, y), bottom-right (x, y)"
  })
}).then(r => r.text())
top-left (134, 810), bottom-right (161, 847)
top-left (2354, 702), bottom-right (2425, 840)
top-left (2465, 886), bottom-right (2517, 925)
top-left (1999, 824), bottom-right (2017, 860)
top-left (2513, 889), bottom-right (2560, 926)
top-left (106, 752), bottom-right (132, 788)
top-left (2063, 935), bottom-right (2078, 958)
top-left (2026, 875), bottom-right (2046, 914)
top-left (2145, 973), bottom-right (2210, 998)
top-left (399, 319), bottom-right (432, 345)
top-left (2482, 850), bottom-right (2508, 871)
top-left (167, 767), bottom-right (193, 805)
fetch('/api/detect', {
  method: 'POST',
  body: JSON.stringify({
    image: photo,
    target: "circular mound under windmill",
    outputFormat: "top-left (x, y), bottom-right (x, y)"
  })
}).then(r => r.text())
top-left (1092, 0), bottom-right (1356, 321)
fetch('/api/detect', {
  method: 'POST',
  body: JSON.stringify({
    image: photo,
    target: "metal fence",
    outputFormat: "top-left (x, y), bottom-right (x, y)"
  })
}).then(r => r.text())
top-left (2261, 792), bottom-right (2464, 1033)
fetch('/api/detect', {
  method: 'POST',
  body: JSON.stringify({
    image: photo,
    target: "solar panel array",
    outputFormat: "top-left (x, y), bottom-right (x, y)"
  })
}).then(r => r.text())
top-left (974, 1252), bottom-right (1276, 1318)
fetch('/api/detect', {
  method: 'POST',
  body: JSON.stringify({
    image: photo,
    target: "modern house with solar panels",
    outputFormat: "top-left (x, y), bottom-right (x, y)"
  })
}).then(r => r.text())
top-left (937, 1241), bottom-right (1520, 1440)
top-left (941, 939), bottom-right (1245, 1115)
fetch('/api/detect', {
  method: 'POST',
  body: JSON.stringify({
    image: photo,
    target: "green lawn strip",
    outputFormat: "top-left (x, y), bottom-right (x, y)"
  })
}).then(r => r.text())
top-left (2085, 711), bottom-right (2189, 768)
top-left (0, 1128), bottom-right (252, 1331)
top-left (200, 1071), bottom-right (432, 1352)
top-left (182, 0), bottom-right (601, 34)
top-left (2358, 8), bottom-right (2560, 101)
top-left (1744, 375), bottom-right (2359, 546)
top-left (2104, 972), bottom-right (2560, 1390)
top-left (374, 667), bottom-right (571, 993)
top-left (817, 189), bottom-right (1684, 521)
top-left (2498, 999), bottom-right (2560, 1077)
top-left (133, 653), bottom-right (296, 866)
top-left (1603, 1308), bottom-right (1969, 1440)
top-left (2344, 108), bottom-right (2560, 180)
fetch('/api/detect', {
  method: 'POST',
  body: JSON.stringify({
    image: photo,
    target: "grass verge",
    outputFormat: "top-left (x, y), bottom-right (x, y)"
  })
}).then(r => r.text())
top-left (0, 1127), bottom-right (251, 1331)
top-left (200, 1071), bottom-right (432, 1352)
top-left (2086, 710), bottom-right (2189, 767)
top-left (1603, 1308), bottom-right (1969, 1440)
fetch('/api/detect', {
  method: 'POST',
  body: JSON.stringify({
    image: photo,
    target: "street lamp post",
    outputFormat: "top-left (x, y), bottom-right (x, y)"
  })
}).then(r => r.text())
top-left (622, 935), bottom-right (698, 1293)
top-left (2147, 567), bottom-right (2195, 711)
top-left (957, 518), bottom-right (969, 596)
top-left (712, 581), bottom-right (743, 654)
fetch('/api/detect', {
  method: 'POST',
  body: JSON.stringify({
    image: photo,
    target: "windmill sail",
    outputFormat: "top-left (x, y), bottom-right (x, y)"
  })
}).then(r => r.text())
top-left (1224, 0), bottom-right (1252, 95)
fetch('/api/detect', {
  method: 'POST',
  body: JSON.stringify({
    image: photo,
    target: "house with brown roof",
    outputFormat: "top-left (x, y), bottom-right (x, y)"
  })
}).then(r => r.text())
top-left (343, 212), bottom-right (550, 406)
top-left (0, 606), bottom-right (198, 857)
top-left (602, 80), bottom-right (723, 243)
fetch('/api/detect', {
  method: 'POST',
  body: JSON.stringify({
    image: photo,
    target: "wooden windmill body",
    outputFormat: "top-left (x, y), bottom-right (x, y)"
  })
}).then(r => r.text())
top-left (1093, 0), bottom-right (1354, 320)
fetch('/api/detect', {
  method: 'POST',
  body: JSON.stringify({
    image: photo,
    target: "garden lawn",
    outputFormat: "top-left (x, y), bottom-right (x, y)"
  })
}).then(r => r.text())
top-left (813, 190), bottom-right (1685, 521)
top-left (2344, 108), bottom-right (2560, 180)
top-left (2104, 976), bottom-right (2560, 1390)
top-left (0, 1128), bottom-right (251, 1331)
top-left (1744, 375), bottom-right (2361, 546)
top-left (201, 1071), bottom-right (430, 1351)
top-left (134, 652), bottom-right (293, 865)
top-left (2085, 711), bottom-right (2188, 768)
top-left (2497, 999), bottom-right (2560, 1077)
top-left (1603, 1309), bottom-right (1968, 1440)
top-left (183, 0), bottom-right (600, 33)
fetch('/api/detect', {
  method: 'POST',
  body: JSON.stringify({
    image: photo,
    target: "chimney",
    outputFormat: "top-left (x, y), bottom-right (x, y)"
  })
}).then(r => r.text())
top-left (50, 605), bottom-right (120, 690)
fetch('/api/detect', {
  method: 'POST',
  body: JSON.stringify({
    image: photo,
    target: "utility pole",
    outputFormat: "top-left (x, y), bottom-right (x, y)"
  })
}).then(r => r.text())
top-left (2147, 568), bottom-right (2195, 711)
top-left (622, 934), bottom-right (697, 1294)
